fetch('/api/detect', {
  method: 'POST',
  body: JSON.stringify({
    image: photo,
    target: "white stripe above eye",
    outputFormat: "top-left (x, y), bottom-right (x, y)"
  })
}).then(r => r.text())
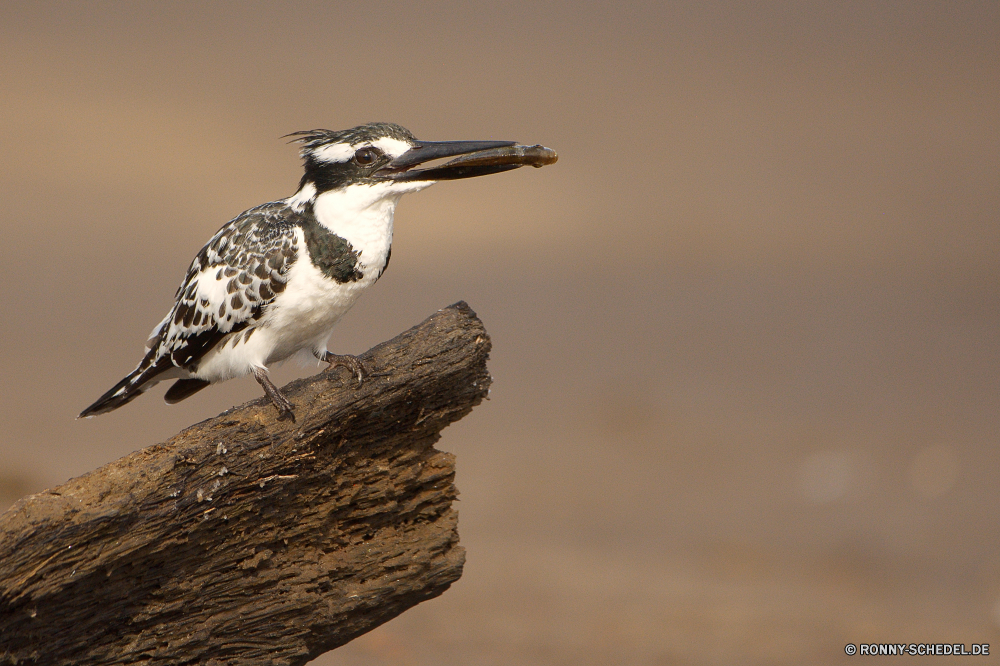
top-left (371, 137), bottom-right (413, 158)
top-left (310, 143), bottom-right (355, 163)
top-left (310, 137), bottom-right (413, 164)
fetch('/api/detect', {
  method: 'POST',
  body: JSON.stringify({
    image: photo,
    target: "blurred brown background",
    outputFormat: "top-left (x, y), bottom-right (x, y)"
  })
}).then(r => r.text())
top-left (2, 1), bottom-right (998, 664)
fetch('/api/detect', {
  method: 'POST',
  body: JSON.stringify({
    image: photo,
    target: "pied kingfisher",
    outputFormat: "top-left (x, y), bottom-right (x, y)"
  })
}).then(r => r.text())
top-left (80, 122), bottom-right (554, 421)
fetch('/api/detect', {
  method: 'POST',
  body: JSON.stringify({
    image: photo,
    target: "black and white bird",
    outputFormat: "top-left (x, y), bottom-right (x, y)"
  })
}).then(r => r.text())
top-left (80, 122), bottom-right (555, 421)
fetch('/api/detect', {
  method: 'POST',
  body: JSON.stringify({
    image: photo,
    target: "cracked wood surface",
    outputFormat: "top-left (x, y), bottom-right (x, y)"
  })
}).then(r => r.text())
top-left (0, 302), bottom-right (491, 666)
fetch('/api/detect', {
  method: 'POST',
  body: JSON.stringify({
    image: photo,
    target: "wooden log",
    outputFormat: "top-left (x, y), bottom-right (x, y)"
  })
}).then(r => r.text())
top-left (0, 302), bottom-right (491, 666)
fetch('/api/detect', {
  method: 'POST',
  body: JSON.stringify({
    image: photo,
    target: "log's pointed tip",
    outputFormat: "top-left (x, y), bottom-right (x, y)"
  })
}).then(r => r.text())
top-left (443, 300), bottom-right (479, 321)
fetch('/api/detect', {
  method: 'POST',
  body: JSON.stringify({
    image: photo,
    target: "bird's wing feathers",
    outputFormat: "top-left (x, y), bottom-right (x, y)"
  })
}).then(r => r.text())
top-left (79, 202), bottom-right (302, 418)
top-left (147, 201), bottom-right (301, 370)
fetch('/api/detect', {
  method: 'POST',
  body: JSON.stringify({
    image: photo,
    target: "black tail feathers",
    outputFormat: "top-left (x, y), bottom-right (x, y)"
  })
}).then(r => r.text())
top-left (163, 378), bottom-right (210, 404)
top-left (78, 354), bottom-right (174, 418)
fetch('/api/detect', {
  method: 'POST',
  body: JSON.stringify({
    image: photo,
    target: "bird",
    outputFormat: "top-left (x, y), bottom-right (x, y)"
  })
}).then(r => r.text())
top-left (79, 122), bottom-right (552, 421)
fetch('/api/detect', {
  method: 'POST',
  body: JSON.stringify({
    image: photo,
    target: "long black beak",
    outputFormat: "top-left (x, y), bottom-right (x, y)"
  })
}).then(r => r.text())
top-left (377, 139), bottom-right (557, 181)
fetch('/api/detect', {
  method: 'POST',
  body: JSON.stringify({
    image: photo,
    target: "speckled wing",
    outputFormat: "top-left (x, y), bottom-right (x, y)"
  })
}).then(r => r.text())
top-left (146, 201), bottom-right (300, 371)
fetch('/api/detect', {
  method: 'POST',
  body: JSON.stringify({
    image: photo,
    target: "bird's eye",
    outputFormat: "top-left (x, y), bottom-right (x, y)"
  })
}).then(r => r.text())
top-left (354, 147), bottom-right (381, 166)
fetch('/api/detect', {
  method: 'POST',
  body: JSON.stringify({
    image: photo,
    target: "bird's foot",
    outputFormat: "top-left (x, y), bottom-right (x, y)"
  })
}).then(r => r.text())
top-left (319, 352), bottom-right (367, 388)
top-left (251, 366), bottom-right (296, 422)
top-left (272, 396), bottom-right (297, 422)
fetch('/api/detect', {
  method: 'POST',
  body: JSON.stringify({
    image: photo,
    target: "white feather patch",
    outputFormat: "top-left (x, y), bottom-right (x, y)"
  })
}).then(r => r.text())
top-left (310, 142), bottom-right (354, 163)
top-left (371, 137), bottom-right (413, 159)
top-left (287, 181), bottom-right (317, 212)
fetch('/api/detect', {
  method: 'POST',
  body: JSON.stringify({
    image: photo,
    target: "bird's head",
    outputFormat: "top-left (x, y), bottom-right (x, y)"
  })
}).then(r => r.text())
top-left (287, 122), bottom-right (523, 196)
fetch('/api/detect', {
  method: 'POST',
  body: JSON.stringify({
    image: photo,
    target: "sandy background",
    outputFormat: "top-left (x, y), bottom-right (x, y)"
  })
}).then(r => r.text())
top-left (2, 2), bottom-right (999, 664)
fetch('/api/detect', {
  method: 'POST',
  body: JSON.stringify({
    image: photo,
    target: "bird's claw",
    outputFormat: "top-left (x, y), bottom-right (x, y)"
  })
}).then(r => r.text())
top-left (276, 404), bottom-right (296, 422)
top-left (321, 353), bottom-right (367, 388)
top-left (251, 365), bottom-right (296, 421)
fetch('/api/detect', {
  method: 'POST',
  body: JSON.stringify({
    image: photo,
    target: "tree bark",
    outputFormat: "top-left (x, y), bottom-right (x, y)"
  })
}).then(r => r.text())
top-left (0, 302), bottom-right (491, 666)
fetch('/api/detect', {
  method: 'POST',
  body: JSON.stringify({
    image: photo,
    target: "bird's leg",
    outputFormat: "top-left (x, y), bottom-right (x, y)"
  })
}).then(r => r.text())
top-left (251, 366), bottom-right (295, 421)
top-left (316, 351), bottom-right (367, 387)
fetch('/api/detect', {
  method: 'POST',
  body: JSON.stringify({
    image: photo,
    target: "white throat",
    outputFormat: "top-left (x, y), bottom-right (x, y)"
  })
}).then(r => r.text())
top-left (311, 181), bottom-right (433, 271)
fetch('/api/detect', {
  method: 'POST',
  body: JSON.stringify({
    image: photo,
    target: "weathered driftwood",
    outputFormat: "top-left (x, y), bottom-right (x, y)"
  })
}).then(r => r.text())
top-left (0, 302), bottom-right (491, 666)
